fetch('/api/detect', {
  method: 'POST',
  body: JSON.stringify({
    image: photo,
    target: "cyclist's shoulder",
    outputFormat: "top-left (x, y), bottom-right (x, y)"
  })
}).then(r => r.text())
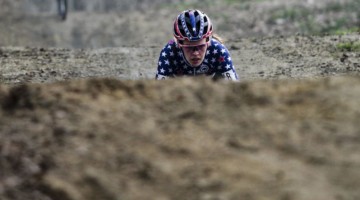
top-left (162, 39), bottom-right (178, 49)
top-left (161, 39), bottom-right (180, 55)
top-left (210, 38), bottom-right (228, 49)
top-left (210, 38), bottom-right (223, 46)
top-left (206, 38), bottom-right (227, 58)
top-left (209, 38), bottom-right (232, 57)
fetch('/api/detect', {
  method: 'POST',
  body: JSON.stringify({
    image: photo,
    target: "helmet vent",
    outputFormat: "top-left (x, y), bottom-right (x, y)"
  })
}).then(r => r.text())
top-left (173, 9), bottom-right (212, 42)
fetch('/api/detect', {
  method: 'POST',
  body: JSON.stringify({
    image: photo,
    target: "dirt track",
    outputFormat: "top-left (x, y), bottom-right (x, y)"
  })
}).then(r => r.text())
top-left (1, 34), bottom-right (360, 83)
top-left (1, 0), bottom-right (360, 200)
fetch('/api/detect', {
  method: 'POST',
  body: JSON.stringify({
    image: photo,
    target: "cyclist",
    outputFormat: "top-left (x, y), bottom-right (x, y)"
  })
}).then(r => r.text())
top-left (155, 9), bottom-right (239, 81)
top-left (57, 0), bottom-right (68, 21)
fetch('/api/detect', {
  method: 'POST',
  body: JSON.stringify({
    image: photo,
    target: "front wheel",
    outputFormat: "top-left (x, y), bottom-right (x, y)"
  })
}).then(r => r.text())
top-left (57, 0), bottom-right (68, 21)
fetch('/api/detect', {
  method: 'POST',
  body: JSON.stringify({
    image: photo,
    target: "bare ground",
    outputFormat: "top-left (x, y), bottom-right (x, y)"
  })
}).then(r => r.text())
top-left (1, 34), bottom-right (359, 83)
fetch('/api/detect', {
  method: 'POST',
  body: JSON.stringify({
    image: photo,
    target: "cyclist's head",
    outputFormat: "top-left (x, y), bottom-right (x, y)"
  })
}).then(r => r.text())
top-left (173, 9), bottom-right (213, 44)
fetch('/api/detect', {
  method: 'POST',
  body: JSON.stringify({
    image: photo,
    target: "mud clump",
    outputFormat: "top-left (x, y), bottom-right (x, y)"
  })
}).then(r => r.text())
top-left (1, 77), bottom-right (360, 200)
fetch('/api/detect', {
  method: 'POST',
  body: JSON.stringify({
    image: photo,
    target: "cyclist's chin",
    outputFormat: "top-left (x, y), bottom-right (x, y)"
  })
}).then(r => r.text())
top-left (189, 58), bottom-right (203, 67)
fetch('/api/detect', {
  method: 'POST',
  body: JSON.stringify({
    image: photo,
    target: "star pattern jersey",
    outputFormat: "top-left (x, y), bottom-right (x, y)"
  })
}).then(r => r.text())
top-left (155, 38), bottom-right (239, 81)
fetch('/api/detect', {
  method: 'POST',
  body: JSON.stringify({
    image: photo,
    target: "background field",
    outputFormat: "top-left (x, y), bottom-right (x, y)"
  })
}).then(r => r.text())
top-left (0, 0), bottom-right (359, 48)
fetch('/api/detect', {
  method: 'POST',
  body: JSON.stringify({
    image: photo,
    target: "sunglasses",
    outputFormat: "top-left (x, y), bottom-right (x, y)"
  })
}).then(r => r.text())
top-left (179, 43), bottom-right (208, 52)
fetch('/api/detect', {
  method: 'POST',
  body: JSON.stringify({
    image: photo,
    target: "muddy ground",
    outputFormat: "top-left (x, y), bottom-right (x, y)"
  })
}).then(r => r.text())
top-left (1, 0), bottom-right (360, 200)
top-left (1, 34), bottom-right (359, 82)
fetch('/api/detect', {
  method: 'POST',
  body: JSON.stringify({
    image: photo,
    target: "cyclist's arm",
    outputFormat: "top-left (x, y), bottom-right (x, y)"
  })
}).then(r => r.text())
top-left (220, 68), bottom-right (239, 81)
top-left (155, 43), bottom-right (176, 80)
top-left (214, 44), bottom-right (239, 81)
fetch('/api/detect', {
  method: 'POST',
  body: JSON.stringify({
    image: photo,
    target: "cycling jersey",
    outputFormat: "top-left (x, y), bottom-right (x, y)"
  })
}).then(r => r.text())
top-left (155, 38), bottom-right (239, 81)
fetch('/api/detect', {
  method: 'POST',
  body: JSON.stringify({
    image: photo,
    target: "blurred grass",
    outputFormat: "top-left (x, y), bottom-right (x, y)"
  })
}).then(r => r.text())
top-left (336, 42), bottom-right (360, 52)
top-left (269, 7), bottom-right (312, 22)
top-left (157, 0), bottom-right (259, 12)
top-left (268, 0), bottom-right (360, 35)
top-left (333, 27), bottom-right (360, 35)
top-left (158, 0), bottom-right (212, 11)
top-left (160, 0), bottom-right (359, 37)
top-left (224, 0), bottom-right (266, 4)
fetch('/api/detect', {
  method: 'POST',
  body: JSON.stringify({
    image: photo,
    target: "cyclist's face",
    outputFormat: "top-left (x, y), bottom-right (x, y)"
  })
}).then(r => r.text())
top-left (181, 38), bottom-right (208, 67)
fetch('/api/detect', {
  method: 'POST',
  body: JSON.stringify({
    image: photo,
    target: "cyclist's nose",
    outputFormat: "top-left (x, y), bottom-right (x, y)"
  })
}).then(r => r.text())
top-left (192, 48), bottom-right (200, 55)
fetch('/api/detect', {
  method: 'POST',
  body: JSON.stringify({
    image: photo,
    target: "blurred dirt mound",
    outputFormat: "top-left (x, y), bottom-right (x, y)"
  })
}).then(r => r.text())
top-left (1, 77), bottom-right (360, 200)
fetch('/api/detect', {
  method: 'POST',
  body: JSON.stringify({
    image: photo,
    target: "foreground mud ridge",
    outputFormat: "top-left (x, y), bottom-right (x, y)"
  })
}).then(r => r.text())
top-left (1, 77), bottom-right (360, 200)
